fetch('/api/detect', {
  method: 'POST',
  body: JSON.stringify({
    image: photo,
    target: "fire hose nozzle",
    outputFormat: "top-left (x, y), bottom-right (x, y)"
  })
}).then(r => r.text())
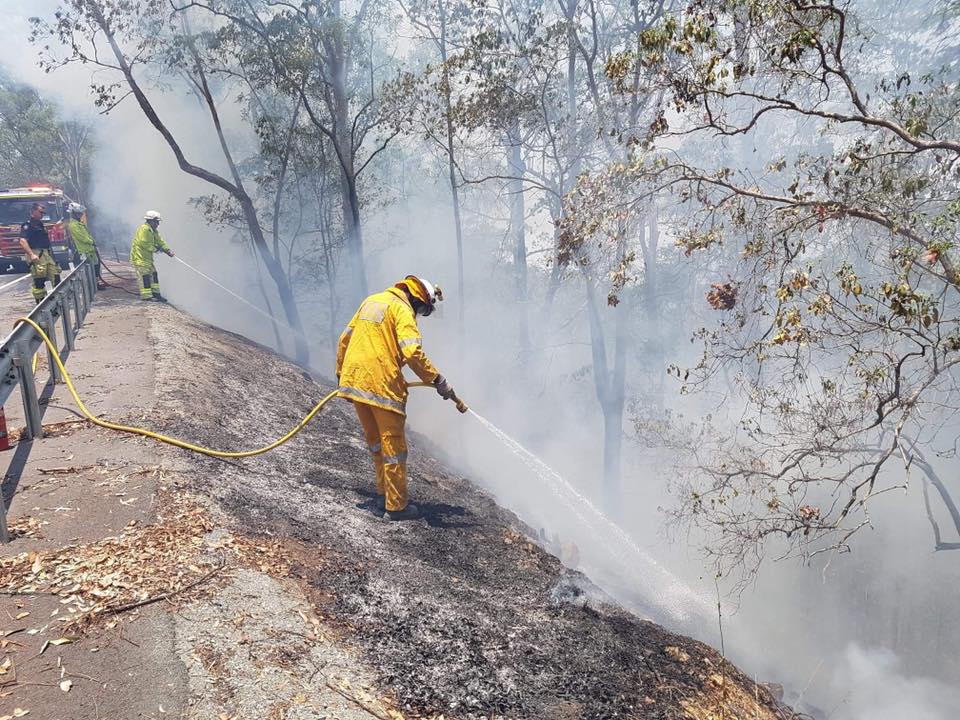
top-left (451, 394), bottom-right (469, 414)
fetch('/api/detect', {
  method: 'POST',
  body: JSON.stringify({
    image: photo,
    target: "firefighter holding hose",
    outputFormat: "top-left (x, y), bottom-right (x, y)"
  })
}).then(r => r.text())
top-left (336, 275), bottom-right (458, 521)
top-left (131, 210), bottom-right (175, 302)
top-left (66, 203), bottom-right (107, 290)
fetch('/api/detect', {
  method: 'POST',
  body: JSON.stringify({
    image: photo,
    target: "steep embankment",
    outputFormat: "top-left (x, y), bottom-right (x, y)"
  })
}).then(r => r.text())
top-left (144, 304), bottom-right (790, 720)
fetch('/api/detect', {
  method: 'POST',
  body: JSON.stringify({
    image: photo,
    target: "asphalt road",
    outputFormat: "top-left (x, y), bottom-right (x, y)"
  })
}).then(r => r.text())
top-left (0, 272), bottom-right (30, 296)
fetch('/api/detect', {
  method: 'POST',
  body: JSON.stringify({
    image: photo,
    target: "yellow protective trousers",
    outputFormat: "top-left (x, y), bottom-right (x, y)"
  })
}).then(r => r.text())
top-left (30, 250), bottom-right (61, 302)
top-left (135, 266), bottom-right (161, 299)
top-left (352, 401), bottom-right (409, 512)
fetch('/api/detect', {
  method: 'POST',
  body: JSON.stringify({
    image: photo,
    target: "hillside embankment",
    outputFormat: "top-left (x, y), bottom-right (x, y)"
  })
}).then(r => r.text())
top-left (0, 271), bottom-right (795, 720)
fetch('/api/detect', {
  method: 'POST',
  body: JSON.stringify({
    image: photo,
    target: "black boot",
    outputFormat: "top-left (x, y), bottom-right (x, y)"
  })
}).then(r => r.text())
top-left (359, 495), bottom-right (386, 516)
top-left (384, 503), bottom-right (421, 521)
top-left (151, 293), bottom-right (168, 303)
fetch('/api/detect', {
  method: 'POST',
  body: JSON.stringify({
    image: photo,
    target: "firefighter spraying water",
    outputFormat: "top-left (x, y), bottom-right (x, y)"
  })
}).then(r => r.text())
top-left (131, 210), bottom-right (175, 302)
top-left (336, 275), bottom-right (465, 521)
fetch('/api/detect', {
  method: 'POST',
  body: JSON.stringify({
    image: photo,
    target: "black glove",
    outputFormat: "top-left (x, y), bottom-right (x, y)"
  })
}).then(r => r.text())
top-left (434, 375), bottom-right (455, 400)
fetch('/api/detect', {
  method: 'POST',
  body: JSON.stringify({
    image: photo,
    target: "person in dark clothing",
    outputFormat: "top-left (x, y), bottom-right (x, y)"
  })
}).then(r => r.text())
top-left (19, 202), bottom-right (61, 303)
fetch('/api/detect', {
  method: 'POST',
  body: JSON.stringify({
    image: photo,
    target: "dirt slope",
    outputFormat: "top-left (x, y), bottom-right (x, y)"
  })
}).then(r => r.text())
top-left (145, 302), bottom-right (792, 720)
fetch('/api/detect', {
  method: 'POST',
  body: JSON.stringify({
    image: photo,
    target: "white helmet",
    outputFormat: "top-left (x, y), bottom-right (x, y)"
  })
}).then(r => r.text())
top-left (67, 202), bottom-right (85, 215)
top-left (144, 210), bottom-right (162, 222)
top-left (420, 278), bottom-right (440, 305)
top-left (398, 275), bottom-right (443, 316)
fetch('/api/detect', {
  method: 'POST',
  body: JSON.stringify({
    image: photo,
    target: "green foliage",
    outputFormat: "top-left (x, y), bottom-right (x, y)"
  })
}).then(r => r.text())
top-left (0, 70), bottom-right (93, 199)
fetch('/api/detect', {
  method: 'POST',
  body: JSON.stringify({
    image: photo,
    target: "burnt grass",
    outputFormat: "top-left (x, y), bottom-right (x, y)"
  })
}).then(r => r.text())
top-left (148, 306), bottom-right (792, 720)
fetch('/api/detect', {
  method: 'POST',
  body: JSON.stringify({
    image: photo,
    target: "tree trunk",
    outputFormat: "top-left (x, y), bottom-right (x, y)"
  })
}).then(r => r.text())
top-left (584, 270), bottom-right (628, 515)
top-left (252, 247), bottom-right (285, 353)
top-left (506, 123), bottom-right (530, 358)
top-left (438, 0), bottom-right (466, 332)
top-left (639, 210), bottom-right (664, 409)
top-left (606, 256), bottom-right (629, 513)
top-left (602, 401), bottom-right (624, 512)
top-left (242, 199), bottom-right (311, 363)
top-left (542, 0), bottom-right (580, 316)
top-left (341, 169), bottom-right (367, 301)
top-left (331, 0), bottom-right (368, 305)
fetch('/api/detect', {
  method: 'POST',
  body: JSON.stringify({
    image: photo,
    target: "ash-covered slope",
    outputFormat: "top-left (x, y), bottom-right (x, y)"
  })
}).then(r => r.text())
top-left (148, 305), bottom-right (790, 720)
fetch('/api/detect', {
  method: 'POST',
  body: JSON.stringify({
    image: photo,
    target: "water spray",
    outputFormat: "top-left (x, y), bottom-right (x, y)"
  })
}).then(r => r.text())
top-left (173, 256), bottom-right (305, 339)
top-left (466, 408), bottom-right (713, 621)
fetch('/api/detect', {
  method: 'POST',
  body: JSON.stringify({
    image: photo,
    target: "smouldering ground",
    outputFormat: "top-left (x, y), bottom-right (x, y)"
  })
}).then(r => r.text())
top-left (147, 301), bottom-right (793, 720)
top-left (1, 282), bottom-right (794, 719)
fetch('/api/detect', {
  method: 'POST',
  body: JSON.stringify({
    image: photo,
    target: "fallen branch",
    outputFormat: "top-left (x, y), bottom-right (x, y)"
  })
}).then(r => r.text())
top-left (102, 559), bottom-right (227, 616)
top-left (37, 465), bottom-right (96, 475)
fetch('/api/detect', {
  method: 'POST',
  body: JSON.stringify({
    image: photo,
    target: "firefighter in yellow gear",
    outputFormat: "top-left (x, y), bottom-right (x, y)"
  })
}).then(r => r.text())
top-left (131, 210), bottom-right (175, 302)
top-left (18, 202), bottom-right (61, 304)
top-left (66, 203), bottom-right (107, 289)
top-left (336, 275), bottom-right (457, 520)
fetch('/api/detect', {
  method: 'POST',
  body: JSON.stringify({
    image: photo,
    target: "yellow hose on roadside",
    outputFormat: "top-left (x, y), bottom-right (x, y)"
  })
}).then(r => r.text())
top-left (15, 316), bottom-right (430, 459)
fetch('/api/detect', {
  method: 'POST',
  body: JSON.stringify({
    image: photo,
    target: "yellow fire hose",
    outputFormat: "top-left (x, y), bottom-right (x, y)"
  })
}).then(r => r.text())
top-left (14, 316), bottom-right (466, 459)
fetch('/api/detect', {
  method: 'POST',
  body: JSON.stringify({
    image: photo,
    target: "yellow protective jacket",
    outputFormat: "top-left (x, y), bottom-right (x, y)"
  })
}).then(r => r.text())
top-left (336, 287), bottom-right (440, 416)
top-left (130, 223), bottom-right (170, 269)
top-left (66, 219), bottom-right (98, 261)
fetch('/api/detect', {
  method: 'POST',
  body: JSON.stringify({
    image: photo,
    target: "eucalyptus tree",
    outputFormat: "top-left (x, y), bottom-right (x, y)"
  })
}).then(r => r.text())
top-left (393, 0), bottom-right (486, 327)
top-left (589, 0), bottom-right (960, 569)
top-left (554, 0), bottom-right (670, 509)
top-left (0, 71), bottom-right (94, 201)
top-left (33, 0), bottom-right (311, 362)
top-left (447, 0), bottom-right (671, 507)
top-left (178, 0), bottom-right (401, 308)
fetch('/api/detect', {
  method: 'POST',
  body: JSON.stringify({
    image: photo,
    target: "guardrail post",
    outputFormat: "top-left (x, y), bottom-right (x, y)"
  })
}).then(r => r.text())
top-left (75, 273), bottom-right (86, 320)
top-left (82, 264), bottom-right (92, 304)
top-left (71, 279), bottom-right (82, 332)
top-left (14, 341), bottom-right (42, 441)
top-left (41, 310), bottom-right (62, 384)
top-left (76, 273), bottom-right (88, 319)
top-left (79, 264), bottom-right (94, 316)
top-left (60, 295), bottom-right (74, 351)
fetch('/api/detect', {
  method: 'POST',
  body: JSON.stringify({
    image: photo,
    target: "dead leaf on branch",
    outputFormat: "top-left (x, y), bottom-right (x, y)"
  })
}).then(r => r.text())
top-left (706, 283), bottom-right (737, 310)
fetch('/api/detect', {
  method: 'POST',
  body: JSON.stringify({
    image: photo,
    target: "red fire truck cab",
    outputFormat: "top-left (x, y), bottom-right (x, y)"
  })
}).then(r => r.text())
top-left (0, 185), bottom-right (79, 273)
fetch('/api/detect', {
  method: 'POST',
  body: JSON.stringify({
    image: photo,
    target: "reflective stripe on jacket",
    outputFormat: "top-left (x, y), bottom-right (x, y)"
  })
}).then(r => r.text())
top-left (130, 223), bottom-right (170, 268)
top-left (335, 287), bottom-right (440, 416)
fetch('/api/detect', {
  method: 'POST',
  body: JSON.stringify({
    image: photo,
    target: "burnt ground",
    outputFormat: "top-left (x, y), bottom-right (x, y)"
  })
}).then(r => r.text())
top-left (143, 303), bottom-right (796, 720)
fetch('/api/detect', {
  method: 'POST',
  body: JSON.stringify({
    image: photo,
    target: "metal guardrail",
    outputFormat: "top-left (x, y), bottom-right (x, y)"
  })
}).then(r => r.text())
top-left (0, 260), bottom-right (98, 542)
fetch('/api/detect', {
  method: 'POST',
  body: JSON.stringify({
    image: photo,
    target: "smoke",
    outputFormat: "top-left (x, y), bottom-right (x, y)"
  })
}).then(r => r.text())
top-left (830, 644), bottom-right (960, 720)
top-left (2, 2), bottom-right (959, 719)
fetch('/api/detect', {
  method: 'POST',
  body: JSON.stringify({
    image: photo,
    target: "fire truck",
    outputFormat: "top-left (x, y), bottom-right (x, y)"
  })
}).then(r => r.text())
top-left (0, 185), bottom-right (80, 273)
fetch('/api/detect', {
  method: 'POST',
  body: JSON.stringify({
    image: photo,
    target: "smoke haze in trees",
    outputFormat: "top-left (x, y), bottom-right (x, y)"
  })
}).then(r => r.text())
top-left (2, 1), bottom-right (958, 717)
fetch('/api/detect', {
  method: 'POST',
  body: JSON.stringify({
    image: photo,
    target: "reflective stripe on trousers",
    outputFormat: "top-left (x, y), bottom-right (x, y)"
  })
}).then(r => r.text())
top-left (135, 265), bottom-right (159, 298)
